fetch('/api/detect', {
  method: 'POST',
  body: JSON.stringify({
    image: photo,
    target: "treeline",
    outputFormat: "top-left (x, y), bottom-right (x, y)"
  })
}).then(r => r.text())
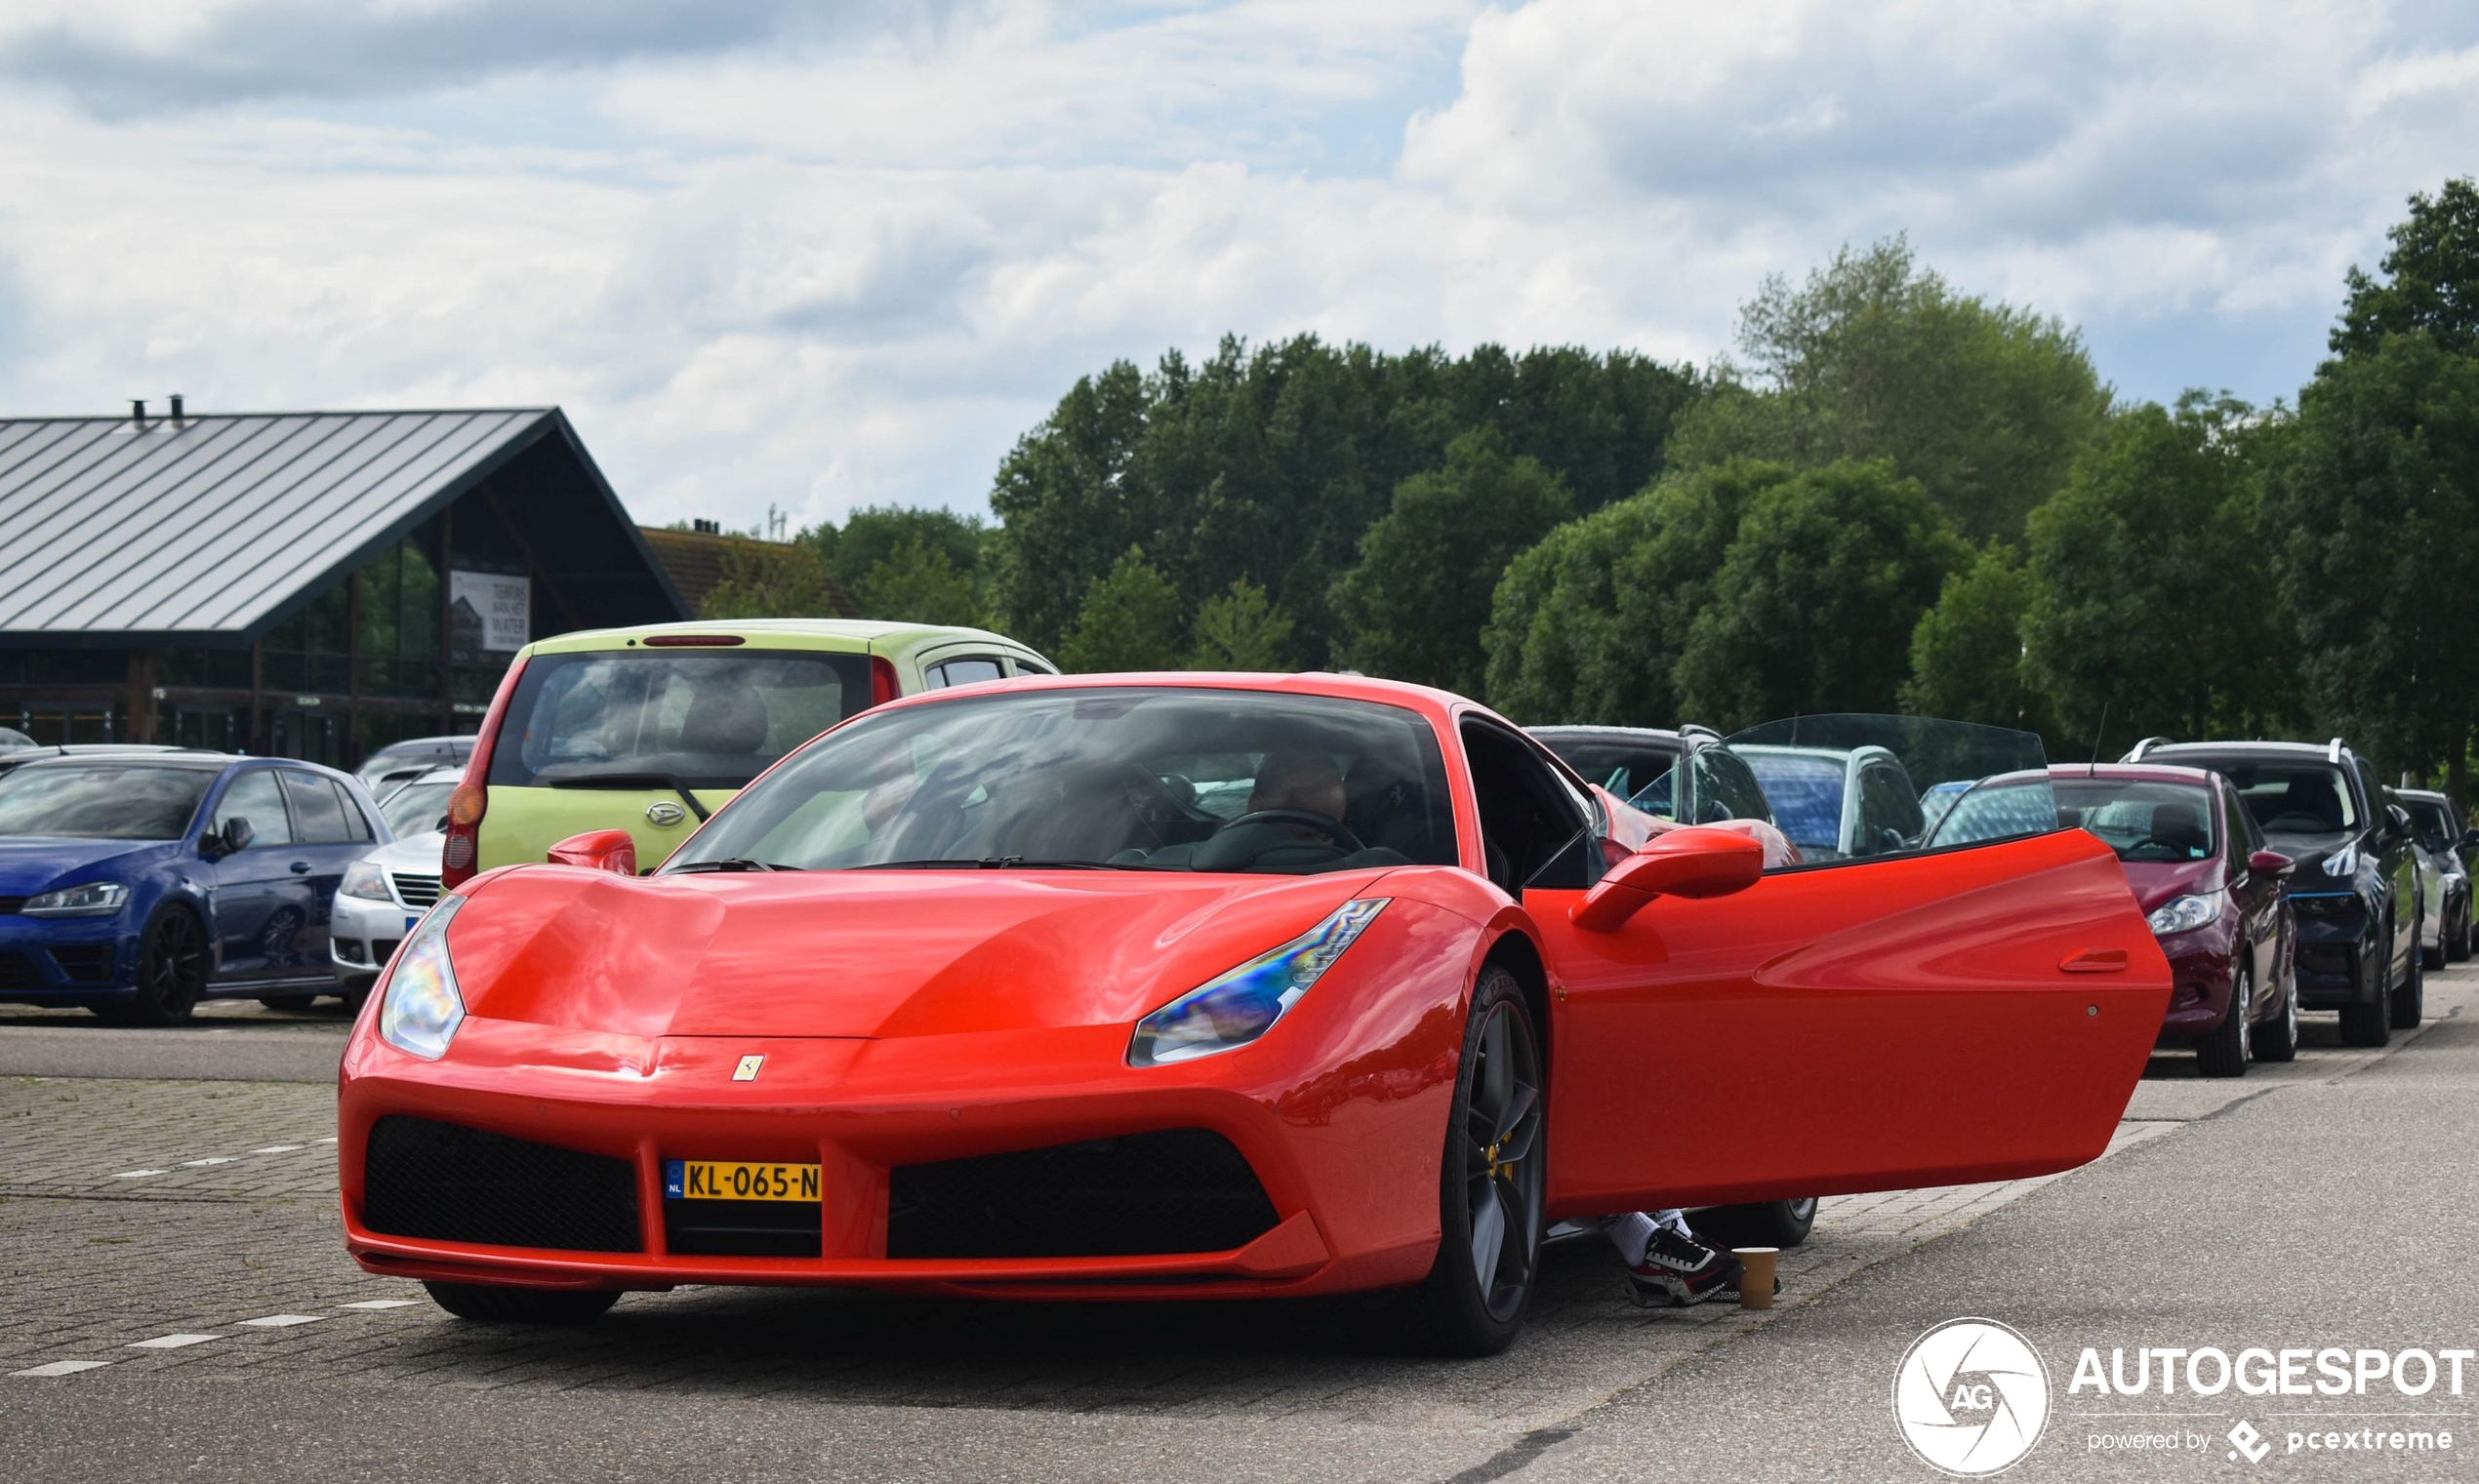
top-left (720, 180), bottom-right (2479, 798)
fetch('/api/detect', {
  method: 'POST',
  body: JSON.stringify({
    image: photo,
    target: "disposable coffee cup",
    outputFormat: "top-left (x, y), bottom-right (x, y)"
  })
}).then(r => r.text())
top-left (1735, 1246), bottom-right (1778, 1310)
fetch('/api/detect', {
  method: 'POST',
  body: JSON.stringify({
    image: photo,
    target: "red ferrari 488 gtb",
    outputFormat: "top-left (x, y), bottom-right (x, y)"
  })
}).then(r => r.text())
top-left (340, 676), bottom-right (2168, 1353)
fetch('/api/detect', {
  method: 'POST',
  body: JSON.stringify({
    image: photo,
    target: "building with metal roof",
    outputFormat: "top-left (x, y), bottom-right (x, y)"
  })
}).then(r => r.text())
top-left (0, 402), bottom-right (686, 766)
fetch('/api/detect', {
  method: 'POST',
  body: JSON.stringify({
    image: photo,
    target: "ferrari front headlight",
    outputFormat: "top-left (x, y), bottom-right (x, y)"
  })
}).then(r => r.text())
top-left (377, 895), bottom-right (467, 1060)
top-left (2146, 892), bottom-right (2220, 938)
top-left (1128, 899), bottom-right (1388, 1066)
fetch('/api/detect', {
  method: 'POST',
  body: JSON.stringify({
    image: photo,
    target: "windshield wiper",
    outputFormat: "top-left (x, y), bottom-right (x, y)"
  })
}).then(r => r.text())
top-left (543, 771), bottom-right (711, 821)
top-left (855, 857), bottom-right (1132, 870)
top-left (668, 857), bottom-right (785, 873)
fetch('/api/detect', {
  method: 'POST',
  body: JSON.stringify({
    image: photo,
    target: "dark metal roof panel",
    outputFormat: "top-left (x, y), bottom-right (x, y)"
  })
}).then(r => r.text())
top-left (0, 410), bottom-right (552, 641)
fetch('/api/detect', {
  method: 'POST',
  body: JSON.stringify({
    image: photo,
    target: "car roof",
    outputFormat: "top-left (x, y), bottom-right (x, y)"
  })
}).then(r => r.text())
top-left (2048, 763), bottom-right (2221, 787)
top-left (3, 749), bottom-right (238, 771)
top-left (1527, 726), bottom-right (1685, 745)
top-left (851, 670), bottom-right (1483, 735)
top-left (2145, 741), bottom-right (2350, 762)
top-left (523, 618), bottom-right (1048, 660)
top-left (2399, 788), bottom-right (2453, 806)
top-left (369, 735), bottom-right (470, 752)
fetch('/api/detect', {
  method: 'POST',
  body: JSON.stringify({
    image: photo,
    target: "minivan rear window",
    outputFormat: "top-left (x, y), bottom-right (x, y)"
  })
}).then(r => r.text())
top-left (488, 650), bottom-right (875, 791)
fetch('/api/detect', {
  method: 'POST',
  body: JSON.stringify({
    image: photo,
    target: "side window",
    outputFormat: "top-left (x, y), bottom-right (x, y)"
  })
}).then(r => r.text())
top-left (2355, 760), bottom-right (2380, 828)
top-left (1459, 720), bottom-right (1597, 895)
top-left (2221, 786), bottom-right (2255, 861)
top-left (1852, 765), bottom-right (1923, 857)
top-left (281, 771), bottom-right (351, 844)
top-left (926, 657), bottom-right (1005, 690)
top-left (1010, 657), bottom-right (1057, 677)
top-left (216, 771), bottom-right (294, 848)
top-left (1687, 748), bottom-right (1772, 824)
top-left (335, 781), bottom-right (375, 842)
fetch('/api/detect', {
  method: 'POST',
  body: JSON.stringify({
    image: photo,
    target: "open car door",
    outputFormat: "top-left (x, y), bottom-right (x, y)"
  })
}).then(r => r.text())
top-left (1524, 715), bottom-right (2171, 1221)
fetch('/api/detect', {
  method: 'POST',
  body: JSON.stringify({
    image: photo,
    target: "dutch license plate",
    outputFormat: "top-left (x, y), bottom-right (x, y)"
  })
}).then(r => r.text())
top-left (665, 1159), bottom-right (820, 1203)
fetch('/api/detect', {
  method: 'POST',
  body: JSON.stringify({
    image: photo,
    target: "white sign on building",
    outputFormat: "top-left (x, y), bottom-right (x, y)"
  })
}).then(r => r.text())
top-left (449, 570), bottom-right (530, 656)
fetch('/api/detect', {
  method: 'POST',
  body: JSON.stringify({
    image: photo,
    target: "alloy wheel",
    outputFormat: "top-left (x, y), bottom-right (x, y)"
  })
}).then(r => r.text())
top-left (1461, 998), bottom-right (1543, 1322)
top-left (140, 910), bottom-right (207, 1023)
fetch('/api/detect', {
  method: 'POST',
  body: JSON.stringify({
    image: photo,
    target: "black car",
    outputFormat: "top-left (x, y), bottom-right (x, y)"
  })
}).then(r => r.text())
top-left (1528, 724), bottom-right (1774, 826)
top-left (2128, 738), bottom-right (2422, 1045)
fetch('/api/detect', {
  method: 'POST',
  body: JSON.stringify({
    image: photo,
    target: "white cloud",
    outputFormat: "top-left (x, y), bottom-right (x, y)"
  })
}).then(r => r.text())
top-left (0, 0), bottom-right (2472, 534)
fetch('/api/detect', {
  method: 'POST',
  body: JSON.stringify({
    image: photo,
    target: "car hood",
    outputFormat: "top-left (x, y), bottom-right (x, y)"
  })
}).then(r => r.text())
top-left (2117, 857), bottom-right (2224, 913)
top-left (445, 864), bottom-right (1398, 1039)
top-left (363, 831), bottom-right (444, 873)
top-left (0, 838), bottom-right (171, 895)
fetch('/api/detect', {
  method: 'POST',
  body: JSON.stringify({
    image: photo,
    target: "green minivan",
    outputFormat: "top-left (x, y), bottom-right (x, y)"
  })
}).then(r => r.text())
top-left (441, 620), bottom-right (1053, 886)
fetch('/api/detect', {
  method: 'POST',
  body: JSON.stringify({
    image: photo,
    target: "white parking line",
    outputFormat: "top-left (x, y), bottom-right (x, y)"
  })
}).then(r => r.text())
top-left (238, 1314), bottom-right (321, 1328)
top-left (111, 1170), bottom-right (165, 1179)
top-left (127, 1334), bottom-right (220, 1349)
top-left (13, 1360), bottom-right (111, 1378)
top-left (336, 1299), bottom-right (420, 1310)
top-left (250, 1145), bottom-right (303, 1154)
top-left (179, 1157), bottom-right (234, 1167)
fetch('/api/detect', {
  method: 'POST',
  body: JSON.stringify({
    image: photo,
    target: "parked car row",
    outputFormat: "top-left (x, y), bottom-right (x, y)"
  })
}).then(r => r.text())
top-left (0, 621), bottom-right (1055, 1023)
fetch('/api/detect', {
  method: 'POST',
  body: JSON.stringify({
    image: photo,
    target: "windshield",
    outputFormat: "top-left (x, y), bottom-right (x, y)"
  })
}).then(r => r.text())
top-left (0, 765), bottom-right (214, 840)
top-left (489, 649), bottom-right (874, 791)
top-left (380, 780), bottom-right (455, 837)
top-left (2407, 799), bottom-right (2458, 851)
top-left (669, 687), bottom-right (1458, 874)
top-left (2054, 780), bottom-right (2216, 862)
top-left (2189, 760), bottom-right (2360, 839)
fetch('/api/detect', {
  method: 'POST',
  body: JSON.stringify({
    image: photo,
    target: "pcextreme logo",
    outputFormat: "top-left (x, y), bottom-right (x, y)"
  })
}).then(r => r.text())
top-left (1893, 1318), bottom-right (2052, 1476)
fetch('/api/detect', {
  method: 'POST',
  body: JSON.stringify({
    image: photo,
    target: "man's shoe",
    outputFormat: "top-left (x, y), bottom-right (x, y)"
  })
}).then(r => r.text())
top-left (1623, 1227), bottom-right (1743, 1308)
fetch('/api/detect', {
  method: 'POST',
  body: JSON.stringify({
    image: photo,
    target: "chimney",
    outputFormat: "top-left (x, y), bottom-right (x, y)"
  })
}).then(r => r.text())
top-left (130, 398), bottom-right (147, 424)
top-left (168, 393), bottom-right (184, 421)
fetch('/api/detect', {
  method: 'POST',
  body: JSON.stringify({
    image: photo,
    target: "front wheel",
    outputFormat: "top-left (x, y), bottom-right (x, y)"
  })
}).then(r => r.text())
top-left (119, 907), bottom-right (208, 1026)
top-left (2392, 930), bottom-right (2425, 1029)
top-left (2194, 964), bottom-right (2252, 1078)
top-left (2254, 964), bottom-right (2298, 1063)
top-left (1402, 965), bottom-right (1544, 1357)
top-left (2452, 900), bottom-right (2472, 963)
top-left (423, 1282), bottom-right (619, 1324)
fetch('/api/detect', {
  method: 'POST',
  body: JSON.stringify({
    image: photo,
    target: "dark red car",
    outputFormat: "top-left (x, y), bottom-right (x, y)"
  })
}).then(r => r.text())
top-left (2051, 764), bottom-right (2297, 1076)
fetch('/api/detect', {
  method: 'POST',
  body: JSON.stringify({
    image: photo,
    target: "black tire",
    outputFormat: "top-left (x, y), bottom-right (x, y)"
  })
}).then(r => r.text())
top-left (1692, 1197), bottom-right (1818, 1249)
top-left (2392, 927), bottom-right (2424, 1029)
top-left (2254, 961), bottom-right (2299, 1063)
top-left (120, 906), bottom-right (209, 1026)
top-left (2195, 963), bottom-right (2253, 1078)
top-left (2340, 929), bottom-right (2392, 1047)
top-left (257, 994), bottom-right (316, 1011)
top-left (1401, 964), bottom-right (1544, 1357)
top-left (342, 980), bottom-right (373, 1018)
top-left (2453, 899), bottom-right (2472, 964)
top-left (423, 1282), bottom-right (619, 1324)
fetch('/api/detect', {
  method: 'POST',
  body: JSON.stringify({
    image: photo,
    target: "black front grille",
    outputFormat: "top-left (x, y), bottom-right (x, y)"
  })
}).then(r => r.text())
top-left (0, 952), bottom-right (41, 990)
top-left (371, 939), bottom-right (402, 965)
top-left (363, 1116), bottom-right (641, 1253)
top-left (665, 1197), bottom-right (823, 1258)
top-left (888, 1129), bottom-right (1279, 1259)
top-left (47, 943), bottom-right (117, 983)
top-left (392, 873), bottom-right (442, 908)
top-left (0, 896), bottom-right (25, 915)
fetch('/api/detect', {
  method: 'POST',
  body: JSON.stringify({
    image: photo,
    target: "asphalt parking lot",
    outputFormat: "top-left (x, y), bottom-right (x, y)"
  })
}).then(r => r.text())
top-left (0, 980), bottom-right (2469, 1484)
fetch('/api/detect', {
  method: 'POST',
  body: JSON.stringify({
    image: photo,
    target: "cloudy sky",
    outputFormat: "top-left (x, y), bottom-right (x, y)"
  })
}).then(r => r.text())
top-left (2, 0), bottom-right (2474, 533)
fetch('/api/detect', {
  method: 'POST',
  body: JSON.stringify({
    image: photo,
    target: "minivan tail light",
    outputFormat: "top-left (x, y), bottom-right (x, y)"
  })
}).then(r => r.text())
top-left (440, 656), bottom-right (527, 890)
top-left (870, 655), bottom-right (898, 708)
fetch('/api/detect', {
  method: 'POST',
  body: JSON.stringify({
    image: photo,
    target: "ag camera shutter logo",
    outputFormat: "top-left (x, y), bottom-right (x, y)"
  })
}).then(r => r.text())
top-left (1892, 1318), bottom-right (2052, 1475)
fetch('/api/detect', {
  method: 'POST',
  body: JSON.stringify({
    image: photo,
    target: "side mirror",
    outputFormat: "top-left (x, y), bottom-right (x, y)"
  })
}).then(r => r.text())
top-left (1571, 825), bottom-right (1764, 933)
top-left (2247, 849), bottom-right (2294, 878)
top-left (2386, 805), bottom-right (2413, 840)
top-left (217, 817), bottom-right (256, 855)
top-left (548, 829), bottom-right (638, 877)
top-left (2461, 828), bottom-right (2479, 850)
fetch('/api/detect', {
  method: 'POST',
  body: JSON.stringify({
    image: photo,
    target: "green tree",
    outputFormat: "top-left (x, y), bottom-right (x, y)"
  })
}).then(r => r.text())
top-left (1328, 429), bottom-right (1571, 694)
top-left (1670, 237), bottom-right (2111, 541)
top-left (698, 541), bottom-right (845, 621)
top-left (1673, 461), bottom-right (1968, 728)
top-left (1189, 578), bottom-right (1295, 670)
top-left (2334, 178), bottom-right (2479, 357)
top-left (1900, 545), bottom-right (2051, 735)
top-left (989, 337), bottom-right (1702, 659)
top-left (2020, 396), bottom-right (2281, 749)
top-left (850, 537), bottom-right (985, 627)
top-left (1483, 461), bottom-right (1786, 726)
top-left (1057, 546), bottom-right (1187, 672)
top-left (2264, 335), bottom-right (2479, 784)
top-left (830, 505), bottom-right (989, 591)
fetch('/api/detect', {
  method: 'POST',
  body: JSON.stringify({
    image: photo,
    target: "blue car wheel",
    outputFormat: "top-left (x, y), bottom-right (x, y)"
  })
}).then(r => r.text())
top-left (102, 906), bottom-right (208, 1026)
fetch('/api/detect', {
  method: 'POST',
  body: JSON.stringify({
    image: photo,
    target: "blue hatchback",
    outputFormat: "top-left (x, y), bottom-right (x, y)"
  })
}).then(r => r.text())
top-left (0, 753), bottom-right (390, 1023)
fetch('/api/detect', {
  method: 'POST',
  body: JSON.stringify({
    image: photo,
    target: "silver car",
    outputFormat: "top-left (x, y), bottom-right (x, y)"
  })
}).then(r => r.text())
top-left (2397, 787), bottom-right (2471, 966)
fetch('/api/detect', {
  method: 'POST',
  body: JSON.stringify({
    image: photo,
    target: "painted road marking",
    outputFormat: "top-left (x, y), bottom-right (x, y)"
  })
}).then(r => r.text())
top-left (238, 1314), bottom-right (321, 1328)
top-left (336, 1299), bottom-right (420, 1310)
top-left (179, 1157), bottom-right (234, 1167)
top-left (128, 1334), bottom-right (220, 1349)
top-left (111, 1170), bottom-right (165, 1179)
top-left (13, 1360), bottom-right (111, 1377)
top-left (317, 1137), bottom-right (338, 1143)
top-left (251, 1145), bottom-right (303, 1154)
